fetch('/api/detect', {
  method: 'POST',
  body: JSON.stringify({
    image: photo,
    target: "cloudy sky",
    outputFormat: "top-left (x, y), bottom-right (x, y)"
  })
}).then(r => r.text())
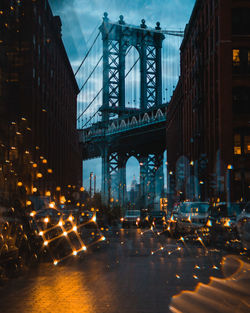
top-left (49, 0), bottom-right (196, 191)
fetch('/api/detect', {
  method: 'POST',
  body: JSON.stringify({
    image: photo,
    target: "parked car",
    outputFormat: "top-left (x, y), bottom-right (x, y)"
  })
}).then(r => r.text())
top-left (139, 209), bottom-right (150, 228)
top-left (121, 210), bottom-right (141, 228)
top-left (206, 202), bottom-right (245, 245)
top-left (168, 205), bottom-right (180, 236)
top-left (236, 202), bottom-right (250, 250)
top-left (175, 202), bottom-right (210, 235)
top-left (149, 211), bottom-right (167, 228)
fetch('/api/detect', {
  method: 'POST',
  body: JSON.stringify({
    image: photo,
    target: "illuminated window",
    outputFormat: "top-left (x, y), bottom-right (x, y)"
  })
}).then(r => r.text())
top-left (244, 135), bottom-right (250, 154)
top-left (233, 49), bottom-right (240, 66)
top-left (234, 134), bottom-right (241, 155)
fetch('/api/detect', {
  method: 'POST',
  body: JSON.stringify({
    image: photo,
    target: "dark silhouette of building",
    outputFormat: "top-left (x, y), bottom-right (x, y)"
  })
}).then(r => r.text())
top-left (166, 0), bottom-right (250, 203)
top-left (0, 0), bottom-right (81, 199)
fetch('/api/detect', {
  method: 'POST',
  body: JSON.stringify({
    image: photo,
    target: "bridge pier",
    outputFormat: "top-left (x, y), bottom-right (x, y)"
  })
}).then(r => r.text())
top-left (138, 153), bottom-right (164, 210)
top-left (101, 145), bottom-right (109, 206)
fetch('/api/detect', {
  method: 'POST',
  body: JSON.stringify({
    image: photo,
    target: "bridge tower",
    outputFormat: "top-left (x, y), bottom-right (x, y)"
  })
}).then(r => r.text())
top-left (99, 13), bottom-right (165, 210)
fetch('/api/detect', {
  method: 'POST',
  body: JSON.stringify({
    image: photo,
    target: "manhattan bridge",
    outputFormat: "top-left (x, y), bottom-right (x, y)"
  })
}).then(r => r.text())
top-left (76, 13), bottom-right (184, 210)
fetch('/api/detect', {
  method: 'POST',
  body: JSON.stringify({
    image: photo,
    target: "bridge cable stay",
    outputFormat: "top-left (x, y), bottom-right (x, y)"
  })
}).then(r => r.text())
top-left (77, 23), bottom-right (117, 127)
top-left (74, 31), bottom-right (101, 76)
top-left (76, 25), bottom-right (118, 127)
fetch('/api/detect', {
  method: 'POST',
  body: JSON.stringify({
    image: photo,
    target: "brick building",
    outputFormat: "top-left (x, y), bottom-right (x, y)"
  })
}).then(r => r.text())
top-left (166, 0), bottom-right (250, 203)
top-left (0, 0), bottom-right (82, 200)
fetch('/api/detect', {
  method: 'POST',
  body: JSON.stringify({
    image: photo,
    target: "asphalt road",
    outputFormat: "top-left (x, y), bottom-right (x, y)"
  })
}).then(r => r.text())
top-left (0, 228), bottom-right (235, 313)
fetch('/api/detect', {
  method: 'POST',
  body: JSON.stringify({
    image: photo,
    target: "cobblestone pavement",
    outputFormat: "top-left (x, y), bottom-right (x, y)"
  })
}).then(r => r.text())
top-left (0, 228), bottom-right (230, 313)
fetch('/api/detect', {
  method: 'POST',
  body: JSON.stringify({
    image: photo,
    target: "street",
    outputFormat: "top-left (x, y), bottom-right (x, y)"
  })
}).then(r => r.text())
top-left (0, 228), bottom-right (232, 313)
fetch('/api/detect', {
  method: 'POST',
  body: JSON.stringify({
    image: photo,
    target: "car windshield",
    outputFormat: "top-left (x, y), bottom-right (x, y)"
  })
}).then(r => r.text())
top-left (180, 203), bottom-right (209, 213)
top-left (126, 210), bottom-right (140, 216)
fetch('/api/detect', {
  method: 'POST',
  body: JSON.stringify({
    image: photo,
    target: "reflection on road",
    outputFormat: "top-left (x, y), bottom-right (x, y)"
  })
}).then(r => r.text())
top-left (0, 228), bottom-right (248, 313)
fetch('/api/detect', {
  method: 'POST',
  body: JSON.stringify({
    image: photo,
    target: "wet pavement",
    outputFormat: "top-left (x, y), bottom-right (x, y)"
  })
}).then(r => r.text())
top-left (0, 228), bottom-right (233, 313)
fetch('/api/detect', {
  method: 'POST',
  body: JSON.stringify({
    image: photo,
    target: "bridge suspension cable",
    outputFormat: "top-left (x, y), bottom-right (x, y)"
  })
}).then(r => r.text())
top-left (74, 31), bottom-right (101, 76)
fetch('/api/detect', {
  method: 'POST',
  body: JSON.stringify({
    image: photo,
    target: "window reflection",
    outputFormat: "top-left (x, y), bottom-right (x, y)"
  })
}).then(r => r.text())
top-left (234, 134), bottom-right (241, 155)
top-left (244, 135), bottom-right (250, 154)
top-left (233, 49), bottom-right (240, 67)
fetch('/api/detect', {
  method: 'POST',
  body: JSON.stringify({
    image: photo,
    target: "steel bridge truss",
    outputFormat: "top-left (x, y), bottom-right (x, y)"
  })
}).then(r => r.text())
top-left (100, 13), bottom-right (165, 120)
top-left (98, 13), bottom-right (165, 209)
top-left (101, 148), bottom-right (164, 210)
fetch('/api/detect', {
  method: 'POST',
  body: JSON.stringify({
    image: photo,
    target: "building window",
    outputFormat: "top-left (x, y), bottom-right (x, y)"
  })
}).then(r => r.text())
top-left (233, 87), bottom-right (250, 114)
top-left (244, 135), bottom-right (250, 154)
top-left (232, 48), bottom-right (250, 74)
top-left (232, 8), bottom-right (250, 35)
top-left (234, 134), bottom-right (241, 155)
top-left (232, 49), bottom-right (240, 68)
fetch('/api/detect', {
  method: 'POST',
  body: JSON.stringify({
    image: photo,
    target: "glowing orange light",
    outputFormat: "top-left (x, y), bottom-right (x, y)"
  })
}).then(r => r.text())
top-left (82, 246), bottom-right (87, 251)
top-left (26, 200), bottom-right (32, 206)
top-left (39, 231), bottom-right (43, 236)
top-left (36, 172), bottom-right (43, 178)
top-left (73, 226), bottom-right (77, 232)
top-left (80, 187), bottom-right (84, 191)
top-left (224, 218), bottom-right (231, 227)
top-left (32, 187), bottom-right (37, 193)
top-left (45, 191), bottom-right (51, 197)
top-left (33, 163), bottom-right (37, 168)
top-left (56, 186), bottom-right (61, 191)
top-left (30, 211), bottom-right (36, 217)
top-left (58, 221), bottom-right (63, 227)
top-left (49, 202), bottom-right (55, 208)
top-left (44, 241), bottom-right (48, 246)
top-left (63, 232), bottom-right (67, 236)
top-left (17, 181), bottom-right (23, 187)
top-left (42, 159), bottom-right (47, 164)
top-left (68, 215), bottom-right (73, 221)
top-left (54, 260), bottom-right (58, 266)
top-left (60, 196), bottom-right (66, 204)
top-left (47, 168), bottom-right (53, 173)
top-left (44, 217), bottom-right (49, 223)
top-left (73, 250), bottom-right (77, 256)
top-left (206, 219), bottom-right (212, 227)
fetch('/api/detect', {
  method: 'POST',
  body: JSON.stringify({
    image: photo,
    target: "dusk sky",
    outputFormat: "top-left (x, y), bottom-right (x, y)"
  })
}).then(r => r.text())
top-left (49, 0), bottom-right (196, 191)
